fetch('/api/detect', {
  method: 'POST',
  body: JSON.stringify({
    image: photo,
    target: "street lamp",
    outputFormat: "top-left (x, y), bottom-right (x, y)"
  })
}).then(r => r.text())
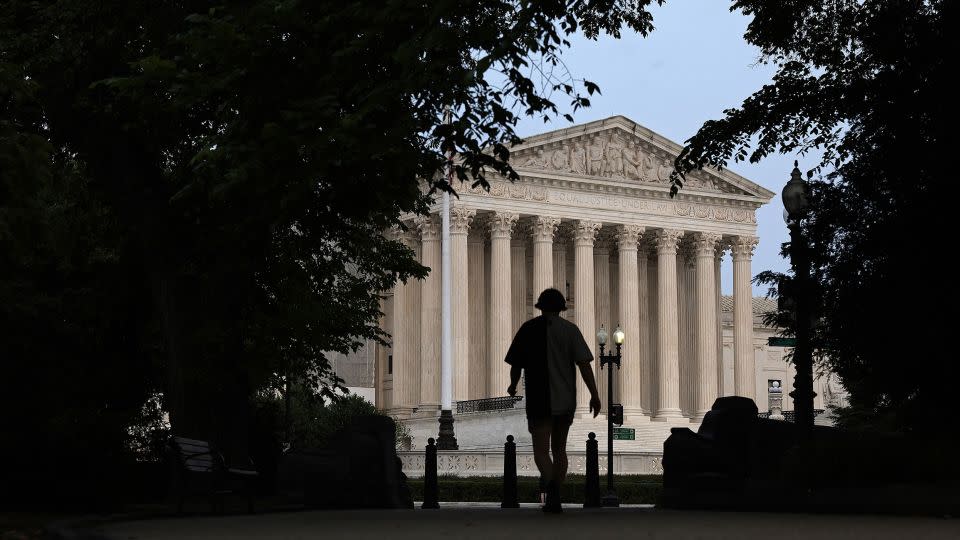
top-left (782, 161), bottom-right (816, 436)
top-left (597, 324), bottom-right (624, 508)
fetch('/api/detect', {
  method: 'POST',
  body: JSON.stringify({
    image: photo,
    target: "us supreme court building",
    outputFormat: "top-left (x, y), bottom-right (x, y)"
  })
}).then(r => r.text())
top-left (346, 116), bottom-right (844, 473)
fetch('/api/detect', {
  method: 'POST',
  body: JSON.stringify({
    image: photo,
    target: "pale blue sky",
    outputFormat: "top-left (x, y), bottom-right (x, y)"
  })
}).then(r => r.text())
top-left (512, 1), bottom-right (803, 296)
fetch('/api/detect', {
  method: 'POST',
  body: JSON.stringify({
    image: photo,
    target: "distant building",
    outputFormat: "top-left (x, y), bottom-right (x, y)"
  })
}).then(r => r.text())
top-left (347, 117), bottom-right (846, 469)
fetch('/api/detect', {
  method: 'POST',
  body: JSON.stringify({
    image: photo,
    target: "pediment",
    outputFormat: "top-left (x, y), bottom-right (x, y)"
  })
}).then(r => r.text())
top-left (508, 116), bottom-right (774, 200)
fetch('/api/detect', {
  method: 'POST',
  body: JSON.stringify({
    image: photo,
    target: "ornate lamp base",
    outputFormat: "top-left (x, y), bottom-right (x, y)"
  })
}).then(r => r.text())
top-left (437, 409), bottom-right (458, 450)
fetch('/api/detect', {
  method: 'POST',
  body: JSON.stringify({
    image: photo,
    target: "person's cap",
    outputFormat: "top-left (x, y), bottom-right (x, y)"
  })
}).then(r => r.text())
top-left (534, 288), bottom-right (567, 312)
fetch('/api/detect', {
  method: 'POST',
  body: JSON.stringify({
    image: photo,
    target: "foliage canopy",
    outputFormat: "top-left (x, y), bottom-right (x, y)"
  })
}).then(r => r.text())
top-left (1, 0), bottom-right (660, 504)
top-left (674, 0), bottom-right (957, 434)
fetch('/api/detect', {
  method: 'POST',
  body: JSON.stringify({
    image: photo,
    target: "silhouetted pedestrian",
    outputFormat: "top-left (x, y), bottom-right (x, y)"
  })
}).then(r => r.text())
top-left (505, 288), bottom-right (601, 513)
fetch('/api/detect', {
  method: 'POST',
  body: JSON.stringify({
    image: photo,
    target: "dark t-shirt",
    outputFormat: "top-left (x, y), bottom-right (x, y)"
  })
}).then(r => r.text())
top-left (504, 314), bottom-right (593, 419)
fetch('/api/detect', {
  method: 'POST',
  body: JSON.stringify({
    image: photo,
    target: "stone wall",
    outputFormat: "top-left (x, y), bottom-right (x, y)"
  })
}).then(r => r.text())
top-left (398, 449), bottom-right (663, 478)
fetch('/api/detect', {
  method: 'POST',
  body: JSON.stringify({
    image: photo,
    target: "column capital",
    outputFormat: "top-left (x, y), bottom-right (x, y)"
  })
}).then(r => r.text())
top-left (653, 229), bottom-right (684, 254)
top-left (449, 206), bottom-right (476, 235)
top-left (388, 225), bottom-right (418, 246)
top-left (730, 236), bottom-right (758, 260)
top-left (595, 229), bottom-right (615, 254)
top-left (679, 240), bottom-right (697, 268)
top-left (415, 214), bottom-right (440, 242)
top-left (615, 224), bottom-right (644, 251)
top-left (638, 238), bottom-right (656, 258)
top-left (487, 211), bottom-right (518, 239)
top-left (511, 227), bottom-right (529, 246)
top-left (553, 233), bottom-right (569, 250)
top-left (572, 220), bottom-right (602, 246)
top-left (715, 237), bottom-right (730, 259)
top-left (692, 232), bottom-right (723, 257)
top-left (531, 216), bottom-right (560, 243)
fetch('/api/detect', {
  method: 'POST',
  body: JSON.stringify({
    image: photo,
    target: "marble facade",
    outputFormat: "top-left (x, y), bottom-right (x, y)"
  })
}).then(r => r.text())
top-left (372, 116), bottom-right (839, 446)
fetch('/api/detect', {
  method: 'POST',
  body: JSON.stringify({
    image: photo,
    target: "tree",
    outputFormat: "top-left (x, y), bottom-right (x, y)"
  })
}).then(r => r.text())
top-left (673, 0), bottom-right (958, 434)
top-left (1, 0), bottom-right (661, 503)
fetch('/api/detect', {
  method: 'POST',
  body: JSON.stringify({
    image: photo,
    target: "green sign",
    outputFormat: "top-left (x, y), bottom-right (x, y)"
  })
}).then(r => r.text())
top-left (613, 427), bottom-right (635, 441)
top-left (768, 337), bottom-right (797, 347)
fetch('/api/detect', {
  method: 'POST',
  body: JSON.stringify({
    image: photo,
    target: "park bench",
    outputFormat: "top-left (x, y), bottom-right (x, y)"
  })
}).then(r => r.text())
top-left (167, 436), bottom-right (258, 514)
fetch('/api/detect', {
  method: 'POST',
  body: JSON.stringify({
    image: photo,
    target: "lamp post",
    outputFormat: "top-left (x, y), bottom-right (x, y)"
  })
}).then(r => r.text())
top-left (782, 161), bottom-right (816, 437)
top-left (437, 106), bottom-right (457, 450)
top-left (597, 324), bottom-right (624, 508)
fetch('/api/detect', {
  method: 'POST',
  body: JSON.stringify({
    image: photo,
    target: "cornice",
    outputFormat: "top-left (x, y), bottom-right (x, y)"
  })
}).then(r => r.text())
top-left (478, 170), bottom-right (764, 210)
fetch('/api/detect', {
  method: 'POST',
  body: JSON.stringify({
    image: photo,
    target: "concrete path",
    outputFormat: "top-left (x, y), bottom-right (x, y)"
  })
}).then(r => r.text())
top-left (89, 506), bottom-right (959, 540)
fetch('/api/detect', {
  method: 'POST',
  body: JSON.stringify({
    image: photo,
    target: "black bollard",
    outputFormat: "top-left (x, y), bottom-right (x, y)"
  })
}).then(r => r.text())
top-left (583, 432), bottom-right (601, 508)
top-left (501, 435), bottom-right (519, 508)
top-left (422, 437), bottom-right (439, 509)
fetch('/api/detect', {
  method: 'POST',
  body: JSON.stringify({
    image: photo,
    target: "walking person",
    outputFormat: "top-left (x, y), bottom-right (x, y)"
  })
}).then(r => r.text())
top-left (505, 288), bottom-right (601, 513)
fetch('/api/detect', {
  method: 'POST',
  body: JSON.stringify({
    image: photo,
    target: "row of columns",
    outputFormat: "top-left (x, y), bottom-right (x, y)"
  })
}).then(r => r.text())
top-left (389, 208), bottom-right (758, 422)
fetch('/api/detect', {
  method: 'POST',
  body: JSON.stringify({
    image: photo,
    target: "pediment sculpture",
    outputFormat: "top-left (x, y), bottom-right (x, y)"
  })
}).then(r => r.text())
top-left (512, 130), bottom-right (726, 193)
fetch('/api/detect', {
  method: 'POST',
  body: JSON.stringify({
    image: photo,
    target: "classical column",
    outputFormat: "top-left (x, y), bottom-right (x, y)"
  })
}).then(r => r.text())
top-left (450, 206), bottom-right (475, 402)
top-left (684, 248), bottom-right (697, 415)
top-left (467, 226), bottom-right (487, 399)
top-left (573, 221), bottom-right (602, 411)
top-left (383, 292), bottom-right (395, 411)
top-left (416, 215), bottom-right (441, 412)
top-left (616, 225), bottom-right (644, 416)
top-left (609, 252), bottom-right (620, 402)
top-left (488, 212), bottom-right (517, 398)
top-left (553, 235), bottom-right (568, 318)
top-left (693, 233), bottom-right (722, 420)
top-left (677, 247), bottom-right (691, 416)
top-left (638, 241), bottom-right (652, 415)
top-left (511, 234), bottom-right (528, 335)
top-left (732, 236), bottom-right (758, 399)
top-left (594, 234), bottom-right (612, 405)
top-left (654, 229), bottom-right (684, 420)
top-left (390, 227), bottom-right (419, 416)
top-left (715, 241), bottom-right (727, 396)
top-left (532, 216), bottom-right (560, 298)
top-left (375, 296), bottom-right (387, 410)
top-left (647, 248), bottom-right (659, 412)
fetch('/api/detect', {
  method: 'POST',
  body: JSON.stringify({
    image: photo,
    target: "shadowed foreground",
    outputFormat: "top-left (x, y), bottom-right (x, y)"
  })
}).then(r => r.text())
top-left (81, 506), bottom-right (957, 540)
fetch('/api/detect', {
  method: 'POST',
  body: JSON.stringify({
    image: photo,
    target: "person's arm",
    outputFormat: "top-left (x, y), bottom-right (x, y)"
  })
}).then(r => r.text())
top-left (504, 324), bottom-right (526, 396)
top-left (577, 361), bottom-right (602, 418)
top-left (507, 365), bottom-right (522, 396)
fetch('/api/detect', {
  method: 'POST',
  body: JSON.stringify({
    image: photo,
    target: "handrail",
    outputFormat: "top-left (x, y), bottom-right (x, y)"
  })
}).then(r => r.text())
top-left (456, 395), bottom-right (523, 414)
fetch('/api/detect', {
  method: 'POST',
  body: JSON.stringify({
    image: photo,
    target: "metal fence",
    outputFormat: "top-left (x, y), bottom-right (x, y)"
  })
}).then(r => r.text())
top-left (456, 395), bottom-right (524, 414)
top-left (757, 409), bottom-right (825, 422)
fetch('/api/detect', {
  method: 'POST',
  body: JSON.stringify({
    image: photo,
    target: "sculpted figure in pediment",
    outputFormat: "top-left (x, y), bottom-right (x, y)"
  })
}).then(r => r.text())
top-left (549, 147), bottom-right (568, 170)
top-left (657, 159), bottom-right (674, 183)
top-left (686, 173), bottom-right (717, 191)
top-left (519, 148), bottom-right (546, 168)
top-left (587, 137), bottom-right (606, 176)
top-left (570, 143), bottom-right (586, 174)
top-left (641, 153), bottom-right (658, 182)
top-left (622, 143), bottom-right (643, 180)
top-left (606, 136), bottom-right (625, 178)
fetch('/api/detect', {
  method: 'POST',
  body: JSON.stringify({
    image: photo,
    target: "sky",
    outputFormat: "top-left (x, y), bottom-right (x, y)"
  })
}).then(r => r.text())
top-left (511, 1), bottom-right (802, 296)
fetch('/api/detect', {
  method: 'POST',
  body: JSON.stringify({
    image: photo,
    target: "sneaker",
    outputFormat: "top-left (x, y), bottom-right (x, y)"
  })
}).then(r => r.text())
top-left (542, 481), bottom-right (562, 513)
top-left (542, 501), bottom-right (563, 513)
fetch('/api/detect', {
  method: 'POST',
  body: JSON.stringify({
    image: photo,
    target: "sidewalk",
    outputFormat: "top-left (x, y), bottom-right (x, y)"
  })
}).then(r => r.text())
top-left (67, 505), bottom-right (958, 540)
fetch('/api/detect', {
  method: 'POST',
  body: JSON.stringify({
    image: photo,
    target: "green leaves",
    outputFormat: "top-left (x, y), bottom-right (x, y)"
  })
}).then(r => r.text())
top-left (1, 0), bottom-right (660, 467)
top-left (678, 0), bottom-right (956, 434)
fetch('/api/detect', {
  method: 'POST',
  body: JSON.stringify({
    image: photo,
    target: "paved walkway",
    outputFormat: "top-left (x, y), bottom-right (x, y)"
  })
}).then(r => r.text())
top-left (86, 506), bottom-right (958, 540)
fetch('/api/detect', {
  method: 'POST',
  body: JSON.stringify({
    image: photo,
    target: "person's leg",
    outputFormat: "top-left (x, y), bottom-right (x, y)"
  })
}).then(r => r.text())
top-left (550, 414), bottom-right (573, 484)
top-left (528, 418), bottom-right (553, 489)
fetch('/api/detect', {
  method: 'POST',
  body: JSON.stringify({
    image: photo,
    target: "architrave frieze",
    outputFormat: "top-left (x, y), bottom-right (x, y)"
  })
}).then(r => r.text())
top-left (440, 175), bottom-right (759, 236)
